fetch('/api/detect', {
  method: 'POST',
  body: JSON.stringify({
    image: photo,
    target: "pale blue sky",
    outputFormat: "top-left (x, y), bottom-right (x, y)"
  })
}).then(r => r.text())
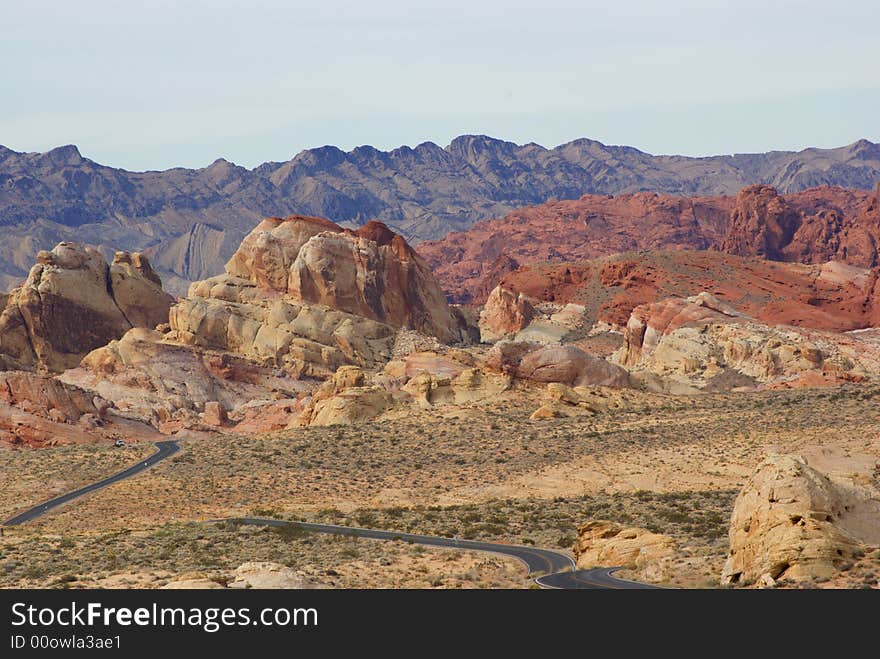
top-left (2, 0), bottom-right (878, 170)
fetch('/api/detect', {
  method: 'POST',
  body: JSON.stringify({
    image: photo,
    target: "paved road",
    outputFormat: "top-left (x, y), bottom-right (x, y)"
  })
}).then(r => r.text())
top-left (536, 566), bottom-right (661, 589)
top-left (2, 440), bottom-right (180, 526)
top-left (2, 445), bottom-right (657, 589)
top-left (223, 517), bottom-right (659, 589)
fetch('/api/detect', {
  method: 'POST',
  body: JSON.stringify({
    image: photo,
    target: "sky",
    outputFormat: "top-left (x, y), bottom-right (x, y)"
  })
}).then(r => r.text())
top-left (1, 0), bottom-right (878, 171)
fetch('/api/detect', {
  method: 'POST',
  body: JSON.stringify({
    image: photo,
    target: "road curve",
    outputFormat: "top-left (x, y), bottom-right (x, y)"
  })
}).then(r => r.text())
top-left (222, 517), bottom-right (660, 589)
top-left (537, 566), bottom-right (661, 589)
top-left (2, 446), bottom-right (657, 589)
top-left (2, 440), bottom-right (180, 526)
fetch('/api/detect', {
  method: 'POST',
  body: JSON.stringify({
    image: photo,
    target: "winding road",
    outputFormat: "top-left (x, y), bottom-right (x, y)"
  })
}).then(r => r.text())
top-left (223, 517), bottom-right (659, 589)
top-left (2, 440), bottom-right (658, 589)
top-left (2, 440), bottom-right (180, 526)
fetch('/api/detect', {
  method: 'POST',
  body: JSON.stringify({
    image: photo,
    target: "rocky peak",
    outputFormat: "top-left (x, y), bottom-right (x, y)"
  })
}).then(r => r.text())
top-left (445, 134), bottom-right (518, 164)
top-left (44, 144), bottom-right (84, 167)
top-left (224, 214), bottom-right (464, 343)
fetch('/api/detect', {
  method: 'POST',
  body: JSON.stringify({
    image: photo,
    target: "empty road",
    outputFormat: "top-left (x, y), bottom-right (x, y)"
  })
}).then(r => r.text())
top-left (2, 440), bottom-right (180, 526)
top-left (3, 443), bottom-right (657, 588)
top-left (223, 517), bottom-right (659, 589)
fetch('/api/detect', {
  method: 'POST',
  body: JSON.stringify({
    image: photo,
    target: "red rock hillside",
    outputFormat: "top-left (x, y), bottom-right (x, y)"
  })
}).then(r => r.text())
top-left (418, 184), bottom-right (880, 304)
top-left (494, 251), bottom-right (880, 332)
top-left (719, 184), bottom-right (880, 266)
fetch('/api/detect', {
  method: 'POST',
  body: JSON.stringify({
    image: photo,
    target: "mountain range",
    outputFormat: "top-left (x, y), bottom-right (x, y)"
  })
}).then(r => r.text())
top-left (1, 136), bottom-right (879, 294)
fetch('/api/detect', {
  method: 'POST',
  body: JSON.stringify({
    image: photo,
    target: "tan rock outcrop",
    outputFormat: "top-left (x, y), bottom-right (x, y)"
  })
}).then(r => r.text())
top-left (225, 215), bottom-right (464, 343)
top-left (306, 386), bottom-right (393, 427)
top-left (108, 251), bottom-right (172, 328)
top-left (400, 368), bottom-right (508, 408)
top-left (0, 243), bottom-right (172, 373)
top-left (531, 382), bottom-right (632, 420)
top-left (616, 292), bottom-right (880, 390)
top-left (62, 327), bottom-right (308, 432)
top-left (167, 214), bottom-right (472, 379)
top-left (721, 454), bottom-right (878, 586)
top-left (228, 562), bottom-right (313, 589)
top-left (479, 285), bottom-right (535, 342)
top-left (294, 365), bottom-right (392, 427)
top-left (30, 213), bottom-right (473, 439)
top-left (574, 520), bottom-right (675, 581)
top-left (169, 279), bottom-right (396, 377)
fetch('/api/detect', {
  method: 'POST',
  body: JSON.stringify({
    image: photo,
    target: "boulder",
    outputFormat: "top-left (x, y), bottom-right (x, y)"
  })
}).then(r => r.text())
top-left (574, 520), bottom-right (675, 580)
top-left (306, 386), bottom-right (393, 427)
top-left (529, 405), bottom-right (562, 421)
top-left (486, 341), bottom-right (628, 387)
top-left (721, 454), bottom-right (877, 586)
top-left (517, 345), bottom-right (629, 387)
top-left (228, 562), bottom-right (313, 589)
top-left (295, 365), bottom-right (392, 426)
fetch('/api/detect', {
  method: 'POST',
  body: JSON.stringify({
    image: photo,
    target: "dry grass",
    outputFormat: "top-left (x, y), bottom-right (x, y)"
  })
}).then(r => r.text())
top-left (0, 522), bottom-right (526, 589)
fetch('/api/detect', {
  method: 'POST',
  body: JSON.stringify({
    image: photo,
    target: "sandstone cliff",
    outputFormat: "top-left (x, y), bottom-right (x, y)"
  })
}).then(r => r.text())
top-left (0, 243), bottom-right (173, 373)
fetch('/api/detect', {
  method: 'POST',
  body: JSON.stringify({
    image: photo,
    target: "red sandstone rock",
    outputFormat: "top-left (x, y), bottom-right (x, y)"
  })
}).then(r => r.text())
top-left (418, 184), bottom-right (880, 305)
top-left (202, 401), bottom-right (228, 427)
top-left (0, 371), bottom-right (98, 422)
top-left (491, 251), bottom-right (880, 332)
top-left (478, 286), bottom-right (536, 341)
top-left (419, 192), bottom-right (734, 304)
top-left (720, 184), bottom-right (880, 267)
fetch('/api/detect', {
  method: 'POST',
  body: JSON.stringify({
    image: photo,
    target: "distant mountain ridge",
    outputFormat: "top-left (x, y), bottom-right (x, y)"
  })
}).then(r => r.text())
top-left (1, 135), bottom-right (879, 294)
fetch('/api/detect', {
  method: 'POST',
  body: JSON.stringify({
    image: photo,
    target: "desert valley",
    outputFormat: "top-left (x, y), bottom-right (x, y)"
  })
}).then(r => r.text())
top-left (1, 140), bottom-right (879, 590)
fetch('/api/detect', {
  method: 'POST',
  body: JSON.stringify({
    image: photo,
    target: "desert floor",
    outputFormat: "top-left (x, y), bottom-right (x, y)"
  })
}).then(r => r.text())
top-left (2, 384), bottom-right (879, 588)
